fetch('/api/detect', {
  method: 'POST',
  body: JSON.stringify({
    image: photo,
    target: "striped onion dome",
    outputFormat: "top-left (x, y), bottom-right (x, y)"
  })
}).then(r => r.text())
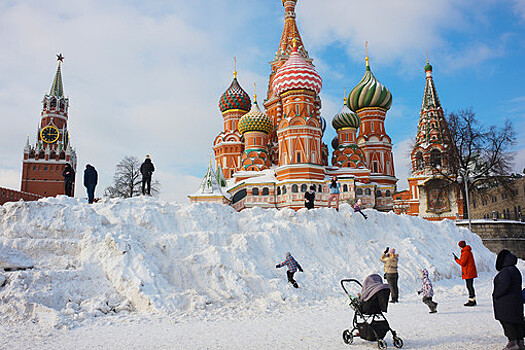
top-left (219, 74), bottom-right (251, 113)
top-left (272, 44), bottom-right (322, 96)
top-left (320, 116), bottom-right (327, 134)
top-left (331, 136), bottom-right (339, 150)
top-left (238, 100), bottom-right (273, 134)
top-left (332, 103), bottom-right (360, 130)
top-left (347, 58), bottom-right (392, 112)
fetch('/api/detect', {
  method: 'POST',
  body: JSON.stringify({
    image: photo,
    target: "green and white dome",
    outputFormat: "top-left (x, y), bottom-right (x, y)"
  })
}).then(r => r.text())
top-left (332, 103), bottom-right (361, 130)
top-left (347, 58), bottom-right (392, 112)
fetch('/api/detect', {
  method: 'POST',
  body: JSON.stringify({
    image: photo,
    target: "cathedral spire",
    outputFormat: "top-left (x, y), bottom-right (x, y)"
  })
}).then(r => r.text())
top-left (421, 59), bottom-right (441, 111)
top-left (50, 54), bottom-right (65, 97)
top-left (275, 0), bottom-right (308, 61)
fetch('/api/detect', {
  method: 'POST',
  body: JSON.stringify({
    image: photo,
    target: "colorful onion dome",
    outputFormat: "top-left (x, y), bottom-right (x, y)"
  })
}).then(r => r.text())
top-left (320, 116), bottom-right (327, 134)
top-left (424, 60), bottom-right (433, 72)
top-left (332, 101), bottom-right (360, 130)
top-left (219, 72), bottom-right (251, 113)
top-left (272, 42), bottom-right (322, 96)
top-left (347, 57), bottom-right (392, 112)
top-left (238, 99), bottom-right (273, 134)
top-left (331, 136), bottom-right (339, 150)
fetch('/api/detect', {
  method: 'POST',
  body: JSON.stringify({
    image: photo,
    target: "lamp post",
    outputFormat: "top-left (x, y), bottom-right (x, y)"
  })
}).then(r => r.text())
top-left (458, 171), bottom-right (472, 231)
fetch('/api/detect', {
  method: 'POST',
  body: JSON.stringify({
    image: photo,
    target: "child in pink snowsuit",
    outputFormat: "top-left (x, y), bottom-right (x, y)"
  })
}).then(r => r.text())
top-left (354, 199), bottom-right (367, 219)
top-left (418, 268), bottom-right (438, 313)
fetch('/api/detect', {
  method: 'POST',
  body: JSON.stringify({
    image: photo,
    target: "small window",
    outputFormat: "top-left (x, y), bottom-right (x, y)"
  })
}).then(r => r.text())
top-left (300, 184), bottom-right (307, 192)
top-left (318, 185), bottom-right (322, 193)
top-left (356, 188), bottom-right (363, 195)
top-left (252, 188), bottom-right (259, 196)
top-left (376, 190), bottom-right (382, 197)
top-left (365, 188), bottom-right (371, 196)
top-left (292, 184), bottom-right (298, 193)
top-left (297, 152), bottom-right (301, 163)
top-left (277, 187), bottom-right (281, 195)
top-left (50, 98), bottom-right (57, 108)
top-left (262, 187), bottom-right (269, 196)
top-left (232, 189), bottom-right (247, 204)
top-left (385, 190), bottom-right (391, 197)
top-left (373, 162), bottom-right (378, 173)
top-left (343, 184), bottom-right (348, 192)
top-left (282, 185), bottom-right (287, 194)
top-left (371, 121), bottom-right (374, 132)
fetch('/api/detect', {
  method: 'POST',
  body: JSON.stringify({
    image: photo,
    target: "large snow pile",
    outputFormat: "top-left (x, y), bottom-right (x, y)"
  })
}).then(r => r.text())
top-left (0, 196), bottom-right (496, 329)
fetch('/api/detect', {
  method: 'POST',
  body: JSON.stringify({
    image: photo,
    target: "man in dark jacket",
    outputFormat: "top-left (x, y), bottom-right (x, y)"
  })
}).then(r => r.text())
top-left (140, 155), bottom-right (155, 196)
top-left (62, 163), bottom-right (75, 197)
top-left (83, 164), bottom-right (98, 204)
top-left (493, 249), bottom-right (525, 350)
top-left (276, 252), bottom-right (303, 288)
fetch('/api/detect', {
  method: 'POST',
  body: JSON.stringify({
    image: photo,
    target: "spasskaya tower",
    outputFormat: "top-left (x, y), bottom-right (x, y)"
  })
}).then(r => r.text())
top-left (21, 54), bottom-right (77, 197)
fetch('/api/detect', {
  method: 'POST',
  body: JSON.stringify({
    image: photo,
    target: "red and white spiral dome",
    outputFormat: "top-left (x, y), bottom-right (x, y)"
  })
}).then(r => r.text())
top-left (272, 45), bottom-right (322, 96)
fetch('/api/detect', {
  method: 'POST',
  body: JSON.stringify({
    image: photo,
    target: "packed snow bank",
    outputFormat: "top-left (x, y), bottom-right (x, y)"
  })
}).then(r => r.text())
top-left (0, 196), bottom-right (498, 328)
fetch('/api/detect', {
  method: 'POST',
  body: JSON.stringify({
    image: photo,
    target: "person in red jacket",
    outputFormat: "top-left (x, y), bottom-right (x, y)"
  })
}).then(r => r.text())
top-left (454, 240), bottom-right (478, 306)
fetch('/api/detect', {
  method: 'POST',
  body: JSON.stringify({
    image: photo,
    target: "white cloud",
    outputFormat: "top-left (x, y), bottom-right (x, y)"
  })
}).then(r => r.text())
top-left (0, 169), bottom-right (20, 190)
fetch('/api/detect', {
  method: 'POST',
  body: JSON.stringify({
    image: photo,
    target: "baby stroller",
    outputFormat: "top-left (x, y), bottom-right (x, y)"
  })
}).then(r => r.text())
top-left (340, 275), bottom-right (403, 349)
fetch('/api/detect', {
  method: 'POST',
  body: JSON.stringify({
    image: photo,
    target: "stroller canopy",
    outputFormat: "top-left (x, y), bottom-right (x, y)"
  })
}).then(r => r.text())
top-left (360, 274), bottom-right (390, 302)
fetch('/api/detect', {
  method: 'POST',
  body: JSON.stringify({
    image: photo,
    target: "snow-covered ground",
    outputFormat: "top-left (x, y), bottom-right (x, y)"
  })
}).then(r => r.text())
top-left (0, 197), bottom-right (521, 349)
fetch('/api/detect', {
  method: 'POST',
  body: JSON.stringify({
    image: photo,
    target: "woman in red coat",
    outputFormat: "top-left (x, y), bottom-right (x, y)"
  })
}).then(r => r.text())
top-left (454, 240), bottom-right (478, 306)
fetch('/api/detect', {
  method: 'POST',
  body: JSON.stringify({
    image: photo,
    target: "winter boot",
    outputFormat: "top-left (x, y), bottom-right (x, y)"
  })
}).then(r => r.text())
top-left (464, 298), bottom-right (476, 307)
top-left (503, 340), bottom-right (520, 350)
top-left (429, 302), bottom-right (438, 313)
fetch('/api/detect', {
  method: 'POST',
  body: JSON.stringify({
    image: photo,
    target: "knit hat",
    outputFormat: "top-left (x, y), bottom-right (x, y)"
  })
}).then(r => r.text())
top-left (146, 154), bottom-right (150, 159)
top-left (389, 248), bottom-right (396, 255)
top-left (458, 240), bottom-right (466, 248)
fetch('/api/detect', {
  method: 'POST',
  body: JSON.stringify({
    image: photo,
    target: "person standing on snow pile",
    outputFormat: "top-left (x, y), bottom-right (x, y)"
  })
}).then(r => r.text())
top-left (417, 268), bottom-right (438, 313)
top-left (327, 176), bottom-right (341, 211)
top-left (83, 164), bottom-right (98, 204)
top-left (454, 240), bottom-right (478, 306)
top-left (380, 247), bottom-right (399, 303)
top-left (353, 198), bottom-right (368, 219)
top-left (305, 185), bottom-right (316, 209)
top-left (140, 155), bottom-right (155, 196)
top-left (276, 252), bottom-right (303, 288)
top-left (492, 249), bottom-right (525, 350)
top-left (62, 163), bottom-right (75, 197)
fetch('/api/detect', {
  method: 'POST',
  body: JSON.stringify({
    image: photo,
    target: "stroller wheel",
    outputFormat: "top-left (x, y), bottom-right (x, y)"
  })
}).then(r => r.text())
top-left (377, 339), bottom-right (387, 349)
top-left (393, 337), bottom-right (403, 348)
top-left (342, 329), bottom-right (353, 344)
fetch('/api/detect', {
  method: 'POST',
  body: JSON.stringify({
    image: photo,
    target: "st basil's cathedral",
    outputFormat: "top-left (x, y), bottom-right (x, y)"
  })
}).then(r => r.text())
top-left (189, 0), bottom-right (398, 211)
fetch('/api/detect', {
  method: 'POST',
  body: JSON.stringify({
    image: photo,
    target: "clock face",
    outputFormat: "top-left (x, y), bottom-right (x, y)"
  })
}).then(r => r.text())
top-left (40, 125), bottom-right (60, 143)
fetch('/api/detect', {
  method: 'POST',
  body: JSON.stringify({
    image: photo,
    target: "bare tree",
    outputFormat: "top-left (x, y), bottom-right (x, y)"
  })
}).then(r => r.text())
top-left (433, 108), bottom-right (516, 216)
top-left (105, 156), bottom-right (161, 198)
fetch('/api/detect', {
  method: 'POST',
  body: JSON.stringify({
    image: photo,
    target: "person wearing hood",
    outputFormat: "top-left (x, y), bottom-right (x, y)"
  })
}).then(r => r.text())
top-left (83, 164), bottom-right (98, 204)
top-left (62, 163), bottom-right (75, 197)
top-left (418, 268), bottom-right (438, 313)
top-left (492, 249), bottom-right (525, 350)
top-left (304, 185), bottom-right (316, 209)
top-left (276, 252), bottom-right (303, 288)
top-left (140, 155), bottom-right (155, 196)
top-left (380, 247), bottom-right (399, 303)
top-left (454, 240), bottom-right (478, 306)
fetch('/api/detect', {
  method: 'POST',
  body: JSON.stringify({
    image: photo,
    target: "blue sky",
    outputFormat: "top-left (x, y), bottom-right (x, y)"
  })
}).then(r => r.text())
top-left (0, 0), bottom-right (523, 202)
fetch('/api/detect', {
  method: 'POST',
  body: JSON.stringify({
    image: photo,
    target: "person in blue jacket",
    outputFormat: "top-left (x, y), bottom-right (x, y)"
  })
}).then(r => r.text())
top-left (276, 252), bottom-right (303, 288)
top-left (327, 176), bottom-right (341, 211)
top-left (83, 164), bottom-right (98, 204)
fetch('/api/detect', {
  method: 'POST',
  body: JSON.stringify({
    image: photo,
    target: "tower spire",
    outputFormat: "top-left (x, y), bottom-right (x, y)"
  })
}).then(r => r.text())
top-left (50, 54), bottom-right (64, 97)
top-left (233, 57), bottom-right (237, 79)
top-left (365, 41), bottom-right (370, 68)
top-left (275, 0), bottom-right (308, 61)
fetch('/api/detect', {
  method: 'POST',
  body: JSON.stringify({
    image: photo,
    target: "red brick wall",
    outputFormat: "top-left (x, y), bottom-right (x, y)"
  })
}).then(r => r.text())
top-left (0, 187), bottom-right (41, 205)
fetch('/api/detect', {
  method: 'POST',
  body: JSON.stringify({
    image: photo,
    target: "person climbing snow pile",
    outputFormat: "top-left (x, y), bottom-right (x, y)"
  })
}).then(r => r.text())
top-left (417, 268), bottom-right (438, 313)
top-left (276, 252), bottom-right (303, 288)
top-left (353, 199), bottom-right (368, 219)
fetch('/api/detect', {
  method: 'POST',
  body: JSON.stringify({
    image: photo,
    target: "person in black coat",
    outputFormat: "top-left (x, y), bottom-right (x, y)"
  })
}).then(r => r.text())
top-left (140, 155), bottom-right (155, 196)
top-left (492, 249), bottom-right (525, 350)
top-left (83, 164), bottom-right (98, 204)
top-left (304, 185), bottom-right (316, 209)
top-left (62, 163), bottom-right (75, 197)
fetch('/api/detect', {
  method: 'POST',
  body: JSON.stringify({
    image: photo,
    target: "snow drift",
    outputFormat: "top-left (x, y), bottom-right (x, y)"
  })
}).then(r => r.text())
top-left (0, 196), bottom-right (496, 328)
